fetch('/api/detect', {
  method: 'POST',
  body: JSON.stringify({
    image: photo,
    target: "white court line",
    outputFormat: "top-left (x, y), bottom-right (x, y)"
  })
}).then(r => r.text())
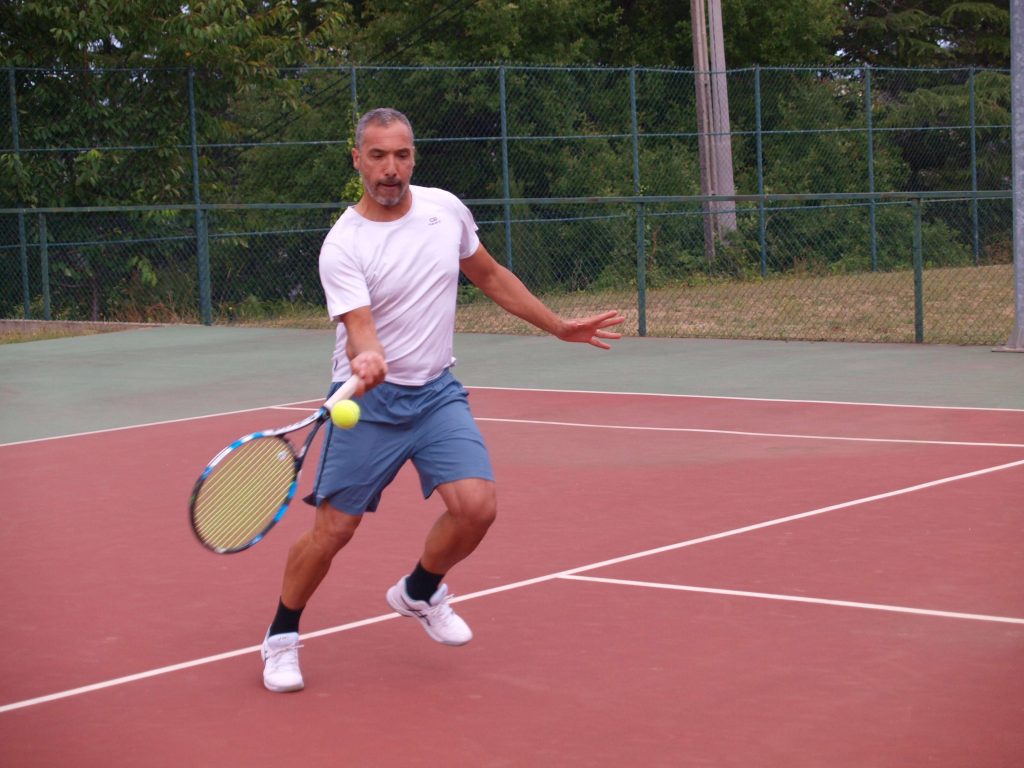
top-left (475, 417), bottom-right (1024, 449)
top-left (0, 398), bottom-right (324, 448)
top-left (275, 406), bottom-right (1024, 449)
top-left (274, 407), bottom-right (1024, 448)
top-left (0, 613), bottom-right (403, 715)
top-left (560, 575), bottom-right (1024, 625)
top-left (3, 455), bottom-right (1022, 715)
top-left (468, 385), bottom-right (1024, 413)
top-left (4, 384), bottom-right (1023, 449)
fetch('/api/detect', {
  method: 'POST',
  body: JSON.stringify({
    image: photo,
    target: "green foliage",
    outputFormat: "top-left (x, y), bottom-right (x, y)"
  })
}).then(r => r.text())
top-left (838, 1), bottom-right (1010, 67)
top-left (875, 68), bottom-right (1011, 191)
top-left (0, 1), bottom-right (1012, 324)
top-left (346, 0), bottom-right (622, 65)
top-left (723, 0), bottom-right (849, 66)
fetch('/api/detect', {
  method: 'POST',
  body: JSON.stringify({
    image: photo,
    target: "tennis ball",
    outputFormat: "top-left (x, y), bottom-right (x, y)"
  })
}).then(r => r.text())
top-left (331, 399), bottom-right (360, 429)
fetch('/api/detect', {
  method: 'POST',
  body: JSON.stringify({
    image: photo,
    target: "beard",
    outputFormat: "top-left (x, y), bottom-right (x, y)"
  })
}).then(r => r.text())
top-left (364, 176), bottom-right (409, 207)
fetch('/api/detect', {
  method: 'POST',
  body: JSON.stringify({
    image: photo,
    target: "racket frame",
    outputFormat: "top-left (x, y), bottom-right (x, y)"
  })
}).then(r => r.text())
top-left (188, 375), bottom-right (359, 554)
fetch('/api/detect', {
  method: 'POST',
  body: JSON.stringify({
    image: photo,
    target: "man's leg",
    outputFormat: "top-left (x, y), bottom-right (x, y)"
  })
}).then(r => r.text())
top-left (386, 478), bottom-right (496, 645)
top-left (262, 503), bottom-right (362, 692)
top-left (422, 477), bottom-right (497, 574)
top-left (281, 502), bottom-right (363, 610)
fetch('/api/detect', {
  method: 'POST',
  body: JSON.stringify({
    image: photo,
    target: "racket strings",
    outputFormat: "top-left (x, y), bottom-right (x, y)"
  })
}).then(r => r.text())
top-left (192, 436), bottom-right (297, 552)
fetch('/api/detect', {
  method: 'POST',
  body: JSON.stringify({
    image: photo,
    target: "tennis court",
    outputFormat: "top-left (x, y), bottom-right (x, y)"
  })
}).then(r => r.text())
top-left (1, 327), bottom-right (1022, 767)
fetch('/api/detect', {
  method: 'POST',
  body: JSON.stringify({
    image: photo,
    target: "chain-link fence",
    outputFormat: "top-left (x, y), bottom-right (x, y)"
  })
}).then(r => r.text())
top-left (1, 191), bottom-right (1012, 344)
top-left (1, 64), bottom-right (1016, 344)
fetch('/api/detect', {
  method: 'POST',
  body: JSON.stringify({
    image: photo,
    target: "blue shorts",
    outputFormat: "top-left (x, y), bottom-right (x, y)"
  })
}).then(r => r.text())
top-left (304, 369), bottom-right (494, 515)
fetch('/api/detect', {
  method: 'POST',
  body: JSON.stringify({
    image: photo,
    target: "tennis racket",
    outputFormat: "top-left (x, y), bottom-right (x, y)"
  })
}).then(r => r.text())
top-left (188, 375), bottom-right (360, 554)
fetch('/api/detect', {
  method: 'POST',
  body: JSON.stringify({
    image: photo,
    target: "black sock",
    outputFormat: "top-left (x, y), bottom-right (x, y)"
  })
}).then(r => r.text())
top-left (404, 561), bottom-right (444, 602)
top-left (268, 598), bottom-right (304, 636)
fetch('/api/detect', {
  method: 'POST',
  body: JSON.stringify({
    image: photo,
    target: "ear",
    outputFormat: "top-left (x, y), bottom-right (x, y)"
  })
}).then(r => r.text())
top-left (351, 146), bottom-right (360, 170)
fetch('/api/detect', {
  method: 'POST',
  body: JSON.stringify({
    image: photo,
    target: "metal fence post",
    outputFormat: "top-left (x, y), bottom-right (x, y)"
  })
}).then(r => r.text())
top-left (969, 67), bottom-right (981, 264)
top-left (755, 65), bottom-right (767, 277)
top-left (630, 67), bottom-right (647, 336)
top-left (499, 66), bottom-right (513, 270)
top-left (350, 66), bottom-right (359, 127)
top-left (912, 199), bottom-right (924, 343)
top-left (1005, 0), bottom-right (1024, 350)
top-left (38, 213), bottom-right (50, 320)
top-left (188, 68), bottom-right (212, 325)
top-left (865, 65), bottom-right (878, 271)
top-left (8, 65), bottom-right (29, 317)
top-left (16, 211), bottom-right (28, 317)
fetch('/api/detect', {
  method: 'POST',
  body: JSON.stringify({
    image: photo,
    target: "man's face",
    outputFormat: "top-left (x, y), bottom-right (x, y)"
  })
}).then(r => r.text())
top-left (352, 120), bottom-right (416, 209)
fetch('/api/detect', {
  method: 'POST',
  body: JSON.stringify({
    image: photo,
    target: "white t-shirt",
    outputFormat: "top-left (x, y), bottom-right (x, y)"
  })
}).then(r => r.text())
top-left (319, 185), bottom-right (481, 385)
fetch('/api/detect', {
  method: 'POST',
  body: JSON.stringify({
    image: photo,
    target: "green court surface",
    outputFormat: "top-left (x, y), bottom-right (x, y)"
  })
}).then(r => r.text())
top-left (1, 325), bottom-right (1021, 444)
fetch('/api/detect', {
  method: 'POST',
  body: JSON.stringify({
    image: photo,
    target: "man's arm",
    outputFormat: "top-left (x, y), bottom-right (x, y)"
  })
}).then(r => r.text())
top-left (459, 244), bottom-right (624, 349)
top-left (339, 305), bottom-right (388, 393)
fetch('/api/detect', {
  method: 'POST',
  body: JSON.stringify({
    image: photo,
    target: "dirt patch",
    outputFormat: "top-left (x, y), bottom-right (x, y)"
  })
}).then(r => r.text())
top-left (0, 320), bottom-right (157, 344)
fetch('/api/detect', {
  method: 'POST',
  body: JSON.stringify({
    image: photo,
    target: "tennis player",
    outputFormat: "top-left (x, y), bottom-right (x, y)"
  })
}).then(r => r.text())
top-left (261, 107), bottom-right (624, 692)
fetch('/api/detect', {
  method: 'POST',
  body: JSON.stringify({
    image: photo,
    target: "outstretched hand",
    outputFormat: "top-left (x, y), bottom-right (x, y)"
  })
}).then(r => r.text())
top-left (556, 310), bottom-right (626, 350)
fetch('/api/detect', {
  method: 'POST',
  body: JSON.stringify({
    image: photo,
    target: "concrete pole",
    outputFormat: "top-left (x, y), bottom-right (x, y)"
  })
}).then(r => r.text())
top-left (691, 0), bottom-right (717, 263)
top-left (706, 0), bottom-right (737, 234)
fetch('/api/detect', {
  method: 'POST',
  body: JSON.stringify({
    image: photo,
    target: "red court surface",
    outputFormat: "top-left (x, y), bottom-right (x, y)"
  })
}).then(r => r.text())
top-left (1, 387), bottom-right (1023, 767)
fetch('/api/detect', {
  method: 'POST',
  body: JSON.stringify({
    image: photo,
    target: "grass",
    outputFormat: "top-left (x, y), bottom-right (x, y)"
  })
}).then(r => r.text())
top-left (0, 321), bottom-right (151, 345)
top-left (455, 262), bottom-right (1015, 345)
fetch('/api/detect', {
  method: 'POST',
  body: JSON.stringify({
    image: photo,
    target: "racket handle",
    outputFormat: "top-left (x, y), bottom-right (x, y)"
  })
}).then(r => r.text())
top-left (323, 374), bottom-right (361, 411)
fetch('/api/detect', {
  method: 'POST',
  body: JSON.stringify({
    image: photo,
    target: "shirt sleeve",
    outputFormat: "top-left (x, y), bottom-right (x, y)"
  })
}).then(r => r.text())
top-left (319, 236), bottom-right (371, 321)
top-left (452, 195), bottom-right (481, 259)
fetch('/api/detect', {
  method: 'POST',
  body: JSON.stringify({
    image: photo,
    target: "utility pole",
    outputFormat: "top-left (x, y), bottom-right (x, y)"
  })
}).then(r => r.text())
top-left (691, 0), bottom-right (717, 263)
top-left (706, 0), bottom-right (736, 233)
top-left (691, 0), bottom-right (737, 262)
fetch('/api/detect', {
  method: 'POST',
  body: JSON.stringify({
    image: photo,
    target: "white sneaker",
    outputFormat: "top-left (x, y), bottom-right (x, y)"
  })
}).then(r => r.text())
top-left (386, 579), bottom-right (473, 646)
top-left (261, 632), bottom-right (304, 692)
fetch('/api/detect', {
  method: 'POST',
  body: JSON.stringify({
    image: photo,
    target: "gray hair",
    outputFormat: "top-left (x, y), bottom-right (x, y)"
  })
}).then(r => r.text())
top-left (354, 108), bottom-right (414, 149)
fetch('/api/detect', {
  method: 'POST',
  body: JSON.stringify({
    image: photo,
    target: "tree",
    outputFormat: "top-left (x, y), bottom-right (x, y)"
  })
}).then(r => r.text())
top-left (837, 1), bottom-right (1010, 67)
top-left (336, 0), bottom-right (849, 68)
top-left (1, 1), bottom-right (353, 320)
top-left (1, 0), bottom-right (353, 205)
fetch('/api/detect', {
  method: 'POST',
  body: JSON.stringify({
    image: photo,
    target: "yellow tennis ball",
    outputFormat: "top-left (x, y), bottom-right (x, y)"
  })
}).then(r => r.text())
top-left (330, 399), bottom-right (360, 429)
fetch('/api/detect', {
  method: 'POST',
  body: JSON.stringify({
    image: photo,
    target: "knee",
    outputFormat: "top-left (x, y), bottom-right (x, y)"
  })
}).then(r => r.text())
top-left (313, 505), bottom-right (362, 552)
top-left (466, 500), bottom-right (497, 531)
top-left (452, 483), bottom-right (497, 530)
top-left (438, 478), bottom-right (497, 531)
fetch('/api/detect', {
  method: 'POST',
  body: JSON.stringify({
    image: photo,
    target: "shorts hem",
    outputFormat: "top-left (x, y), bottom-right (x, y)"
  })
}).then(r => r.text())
top-left (424, 472), bottom-right (495, 498)
top-left (303, 493), bottom-right (370, 516)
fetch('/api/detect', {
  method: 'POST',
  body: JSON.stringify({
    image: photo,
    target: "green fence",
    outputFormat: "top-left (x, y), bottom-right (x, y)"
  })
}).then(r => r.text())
top-left (1, 190), bottom-right (1013, 344)
top-left (1, 64), bottom-right (1016, 344)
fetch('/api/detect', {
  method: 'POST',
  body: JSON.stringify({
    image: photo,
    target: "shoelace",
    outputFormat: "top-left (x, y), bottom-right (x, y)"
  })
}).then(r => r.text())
top-left (424, 593), bottom-right (458, 626)
top-left (266, 641), bottom-right (303, 671)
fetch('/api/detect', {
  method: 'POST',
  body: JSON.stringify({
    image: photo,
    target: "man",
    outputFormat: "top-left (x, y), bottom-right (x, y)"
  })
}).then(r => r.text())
top-left (261, 107), bottom-right (624, 693)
